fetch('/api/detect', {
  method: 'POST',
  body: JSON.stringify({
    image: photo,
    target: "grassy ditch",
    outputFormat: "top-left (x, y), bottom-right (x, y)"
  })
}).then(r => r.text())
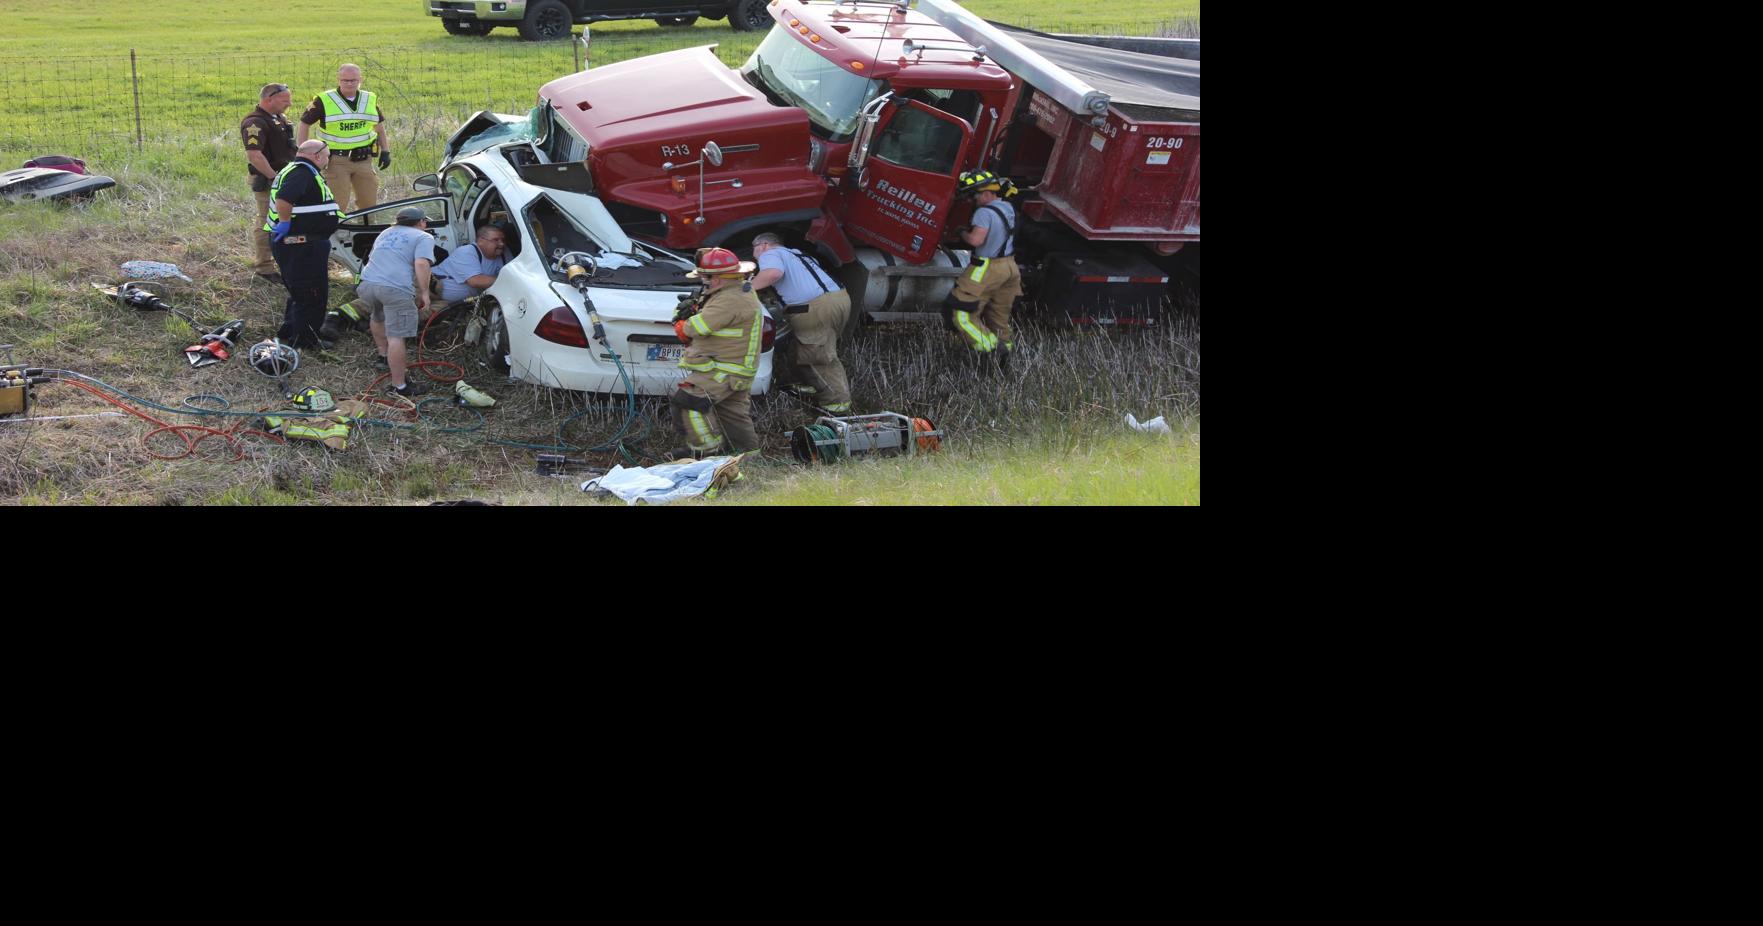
top-left (2, 0), bottom-right (1200, 505)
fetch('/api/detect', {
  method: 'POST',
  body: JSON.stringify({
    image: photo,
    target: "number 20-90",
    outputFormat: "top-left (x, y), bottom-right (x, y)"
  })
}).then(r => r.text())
top-left (1145, 137), bottom-right (1185, 150)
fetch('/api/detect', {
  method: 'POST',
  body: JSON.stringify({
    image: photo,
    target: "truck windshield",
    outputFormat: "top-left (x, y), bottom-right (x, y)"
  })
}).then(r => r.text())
top-left (741, 26), bottom-right (882, 140)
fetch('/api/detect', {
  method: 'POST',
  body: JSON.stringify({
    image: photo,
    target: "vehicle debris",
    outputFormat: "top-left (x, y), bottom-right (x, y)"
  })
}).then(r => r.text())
top-left (1, 165), bottom-right (116, 204)
top-left (118, 261), bottom-right (194, 283)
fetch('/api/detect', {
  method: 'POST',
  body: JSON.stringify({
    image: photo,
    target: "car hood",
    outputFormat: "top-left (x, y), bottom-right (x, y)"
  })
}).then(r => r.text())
top-left (539, 45), bottom-right (810, 183)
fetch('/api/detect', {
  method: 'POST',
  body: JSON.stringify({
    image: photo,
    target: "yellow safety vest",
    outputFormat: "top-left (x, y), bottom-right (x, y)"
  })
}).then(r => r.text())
top-left (315, 90), bottom-right (381, 150)
top-left (263, 161), bottom-right (342, 230)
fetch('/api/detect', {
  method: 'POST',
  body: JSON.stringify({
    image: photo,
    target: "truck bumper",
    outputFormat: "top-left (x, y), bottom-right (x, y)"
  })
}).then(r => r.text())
top-left (427, 1), bottom-right (525, 21)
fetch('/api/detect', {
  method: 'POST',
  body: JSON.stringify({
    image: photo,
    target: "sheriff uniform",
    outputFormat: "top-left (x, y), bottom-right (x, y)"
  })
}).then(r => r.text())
top-left (240, 102), bottom-right (296, 276)
top-left (299, 87), bottom-right (385, 214)
top-left (265, 156), bottom-right (344, 347)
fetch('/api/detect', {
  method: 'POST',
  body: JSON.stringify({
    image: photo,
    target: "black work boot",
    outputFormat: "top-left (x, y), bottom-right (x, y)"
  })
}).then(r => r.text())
top-left (318, 312), bottom-right (344, 342)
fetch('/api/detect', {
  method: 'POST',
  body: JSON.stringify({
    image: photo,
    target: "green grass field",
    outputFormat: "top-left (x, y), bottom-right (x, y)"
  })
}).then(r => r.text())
top-left (1, 0), bottom-right (1200, 506)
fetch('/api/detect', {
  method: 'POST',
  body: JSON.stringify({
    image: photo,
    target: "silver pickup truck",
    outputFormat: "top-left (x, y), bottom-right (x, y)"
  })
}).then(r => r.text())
top-left (425, 0), bottom-right (772, 40)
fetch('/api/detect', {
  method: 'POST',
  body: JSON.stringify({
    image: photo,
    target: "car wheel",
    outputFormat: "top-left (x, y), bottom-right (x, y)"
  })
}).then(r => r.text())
top-left (655, 15), bottom-right (699, 27)
top-left (481, 303), bottom-right (512, 374)
top-left (728, 0), bottom-right (773, 32)
top-left (519, 0), bottom-right (573, 41)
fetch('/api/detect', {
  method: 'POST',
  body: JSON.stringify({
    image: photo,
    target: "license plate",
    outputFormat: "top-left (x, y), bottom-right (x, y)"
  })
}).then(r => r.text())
top-left (645, 344), bottom-right (684, 363)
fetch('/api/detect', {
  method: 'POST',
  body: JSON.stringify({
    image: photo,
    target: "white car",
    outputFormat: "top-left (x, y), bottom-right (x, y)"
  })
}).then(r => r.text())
top-left (329, 111), bottom-right (774, 397)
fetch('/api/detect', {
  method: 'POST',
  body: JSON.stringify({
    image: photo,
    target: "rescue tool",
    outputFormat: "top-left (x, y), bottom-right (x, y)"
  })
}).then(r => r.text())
top-left (183, 319), bottom-right (245, 368)
top-left (787, 412), bottom-right (942, 464)
top-left (94, 281), bottom-right (198, 328)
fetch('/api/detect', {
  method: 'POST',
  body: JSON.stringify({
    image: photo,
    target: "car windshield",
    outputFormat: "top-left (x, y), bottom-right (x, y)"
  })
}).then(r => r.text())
top-left (741, 26), bottom-right (883, 140)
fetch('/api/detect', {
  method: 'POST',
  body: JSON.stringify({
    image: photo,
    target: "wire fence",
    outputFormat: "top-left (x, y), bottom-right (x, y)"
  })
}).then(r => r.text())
top-left (0, 40), bottom-right (755, 163)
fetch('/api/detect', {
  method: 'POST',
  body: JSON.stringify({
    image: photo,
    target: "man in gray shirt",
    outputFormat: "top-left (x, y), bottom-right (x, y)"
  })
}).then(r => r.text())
top-left (356, 206), bottom-right (434, 397)
top-left (432, 224), bottom-right (508, 305)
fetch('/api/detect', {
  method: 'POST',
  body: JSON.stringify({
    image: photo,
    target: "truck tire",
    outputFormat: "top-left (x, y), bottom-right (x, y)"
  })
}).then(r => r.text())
top-left (655, 15), bottom-right (699, 26)
top-left (518, 0), bottom-right (573, 41)
top-left (442, 19), bottom-right (495, 36)
top-left (728, 0), bottom-right (773, 32)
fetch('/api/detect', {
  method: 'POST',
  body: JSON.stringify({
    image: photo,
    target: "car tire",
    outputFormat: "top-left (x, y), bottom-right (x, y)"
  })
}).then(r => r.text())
top-left (728, 0), bottom-right (773, 32)
top-left (481, 302), bottom-right (512, 374)
top-left (442, 19), bottom-right (495, 36)
top-left (655, 15), bottom-right (699, 27)
top-left (518, 0), bottom-right (573, 41)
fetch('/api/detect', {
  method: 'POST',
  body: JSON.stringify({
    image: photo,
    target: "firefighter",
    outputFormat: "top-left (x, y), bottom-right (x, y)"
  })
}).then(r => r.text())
top-left (947, 169), bottom-right (1023, 369)
top-left (296, 63), bottom-right (389, 215)
top-left (670, 247), bottom-right (763, 457)
top-left (265, 140), bottom-right (345, 349)
top-left (750, 232), bottom-right (851, 414)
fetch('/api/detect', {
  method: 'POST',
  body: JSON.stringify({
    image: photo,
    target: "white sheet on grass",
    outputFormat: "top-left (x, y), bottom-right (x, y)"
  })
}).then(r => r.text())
top-left (582, 457), bottom-right (733, 505)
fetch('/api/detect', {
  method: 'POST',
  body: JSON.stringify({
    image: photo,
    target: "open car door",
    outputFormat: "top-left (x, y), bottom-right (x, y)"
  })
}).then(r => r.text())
top-left (328, 196), bottom-right (454, 275)
top-left (844, 99), bottom-right (973, 264)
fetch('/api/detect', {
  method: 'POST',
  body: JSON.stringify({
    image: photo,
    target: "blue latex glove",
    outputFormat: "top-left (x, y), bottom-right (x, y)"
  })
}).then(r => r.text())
top-left (377, 150), bottom-right (391, 170)
top-left (270, 219), bottom-right (292, 243)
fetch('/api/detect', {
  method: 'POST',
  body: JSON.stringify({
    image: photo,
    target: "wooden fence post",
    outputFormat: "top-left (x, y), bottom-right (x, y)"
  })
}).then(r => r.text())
top-left (130, 49), bottom-right (143, 151)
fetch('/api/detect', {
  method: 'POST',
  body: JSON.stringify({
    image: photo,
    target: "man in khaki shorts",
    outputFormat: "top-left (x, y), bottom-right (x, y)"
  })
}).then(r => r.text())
top-left (355, 206), bottom-right (434, 398)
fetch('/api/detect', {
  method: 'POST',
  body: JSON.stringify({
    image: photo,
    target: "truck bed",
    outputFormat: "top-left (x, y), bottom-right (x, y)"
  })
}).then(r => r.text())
top-left (996, 23), bottom-right (1199, 121)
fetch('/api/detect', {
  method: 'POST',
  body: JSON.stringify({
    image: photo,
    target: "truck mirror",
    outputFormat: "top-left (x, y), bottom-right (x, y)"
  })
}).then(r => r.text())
top-left (702, 142), bottom-right (723, 167)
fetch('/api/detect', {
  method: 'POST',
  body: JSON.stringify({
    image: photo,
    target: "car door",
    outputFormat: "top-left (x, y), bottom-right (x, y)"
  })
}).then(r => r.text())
top-left (328, 196), bottom-right (453, 274)
top-left (843, 99), bottom-right (973, 264)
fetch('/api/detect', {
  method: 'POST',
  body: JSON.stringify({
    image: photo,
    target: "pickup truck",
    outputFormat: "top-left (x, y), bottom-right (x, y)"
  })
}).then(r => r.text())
top-left (426, 0), bottom-right (775, 40)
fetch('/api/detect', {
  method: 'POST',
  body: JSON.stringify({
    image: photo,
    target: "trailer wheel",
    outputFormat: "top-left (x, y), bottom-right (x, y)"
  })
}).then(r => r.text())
top-left (655, 15), bottom-right (699, 27)
top-left (728, 0), bottom-right (773, 32)
top-left (518, 0), bottom-right (573, 41)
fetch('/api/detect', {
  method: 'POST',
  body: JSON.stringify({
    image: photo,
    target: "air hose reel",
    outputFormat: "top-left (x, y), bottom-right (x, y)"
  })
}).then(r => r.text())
top-left (788, 411), bottom-right (942, 464)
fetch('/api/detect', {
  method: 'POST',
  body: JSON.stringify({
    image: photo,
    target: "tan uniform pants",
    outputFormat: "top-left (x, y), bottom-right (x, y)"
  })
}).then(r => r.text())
top-left (323, 151), bottom-right (378, 215)
top-left (951, 254), bottom-right (1024, 350)
top-left (676, 370), bottom-right (759, 454)
top-left (252, 190), bottom-right (276, 274)
top-left (787, 289), bottom-right (851, 410)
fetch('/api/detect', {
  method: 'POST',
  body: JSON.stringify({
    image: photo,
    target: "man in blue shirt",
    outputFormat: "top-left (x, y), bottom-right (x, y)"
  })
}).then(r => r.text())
top-left (432, 224), bottom-right (508, 304)
top-left (750, 232), bottom-right (851, 413)
top-left (356, 206), bottom-right (435, 397)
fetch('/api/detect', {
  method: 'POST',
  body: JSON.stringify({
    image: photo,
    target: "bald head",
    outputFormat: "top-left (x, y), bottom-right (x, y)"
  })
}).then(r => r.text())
top-left (297, 140), bottom-right (330, 165)
top-left (337, 64), bottom-right (362, 95)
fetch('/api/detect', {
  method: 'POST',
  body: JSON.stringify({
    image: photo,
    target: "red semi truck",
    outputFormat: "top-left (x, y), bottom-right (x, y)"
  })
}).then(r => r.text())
top-left (530, 0), bottom-right (1199, 325)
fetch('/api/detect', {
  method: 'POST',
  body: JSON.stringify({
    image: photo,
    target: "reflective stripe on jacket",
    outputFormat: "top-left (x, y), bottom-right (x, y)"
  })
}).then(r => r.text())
top-left (316, 90), bottom-right (381, 149)
top-left (263, 160), bottom-right (342, 230)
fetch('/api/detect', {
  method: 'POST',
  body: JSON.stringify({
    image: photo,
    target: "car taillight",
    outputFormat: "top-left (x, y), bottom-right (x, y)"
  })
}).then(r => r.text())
top-left (761, 315), bottom-right (775, 352)
top-left (534, 306), bottom-right (589, 348)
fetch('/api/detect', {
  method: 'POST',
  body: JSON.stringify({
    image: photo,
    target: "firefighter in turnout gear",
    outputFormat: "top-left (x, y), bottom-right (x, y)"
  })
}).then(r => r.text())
top-left (296, 63), bottom-right (389, 215)
top-left (264, 140), bottom-right (345, 348)
top-left (948, 169), bottom-right (1024, 369)
top-left (318, 299), bottom-right (372, 342)
top-left (670, 247), bottom-right (764, 457)
top-left (750, 232), bottom-right (851, 414)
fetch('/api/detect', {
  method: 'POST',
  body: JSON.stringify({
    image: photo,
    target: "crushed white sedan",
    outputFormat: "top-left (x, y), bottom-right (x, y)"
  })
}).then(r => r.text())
top-left (330, 110), bottom-right (774, 397)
